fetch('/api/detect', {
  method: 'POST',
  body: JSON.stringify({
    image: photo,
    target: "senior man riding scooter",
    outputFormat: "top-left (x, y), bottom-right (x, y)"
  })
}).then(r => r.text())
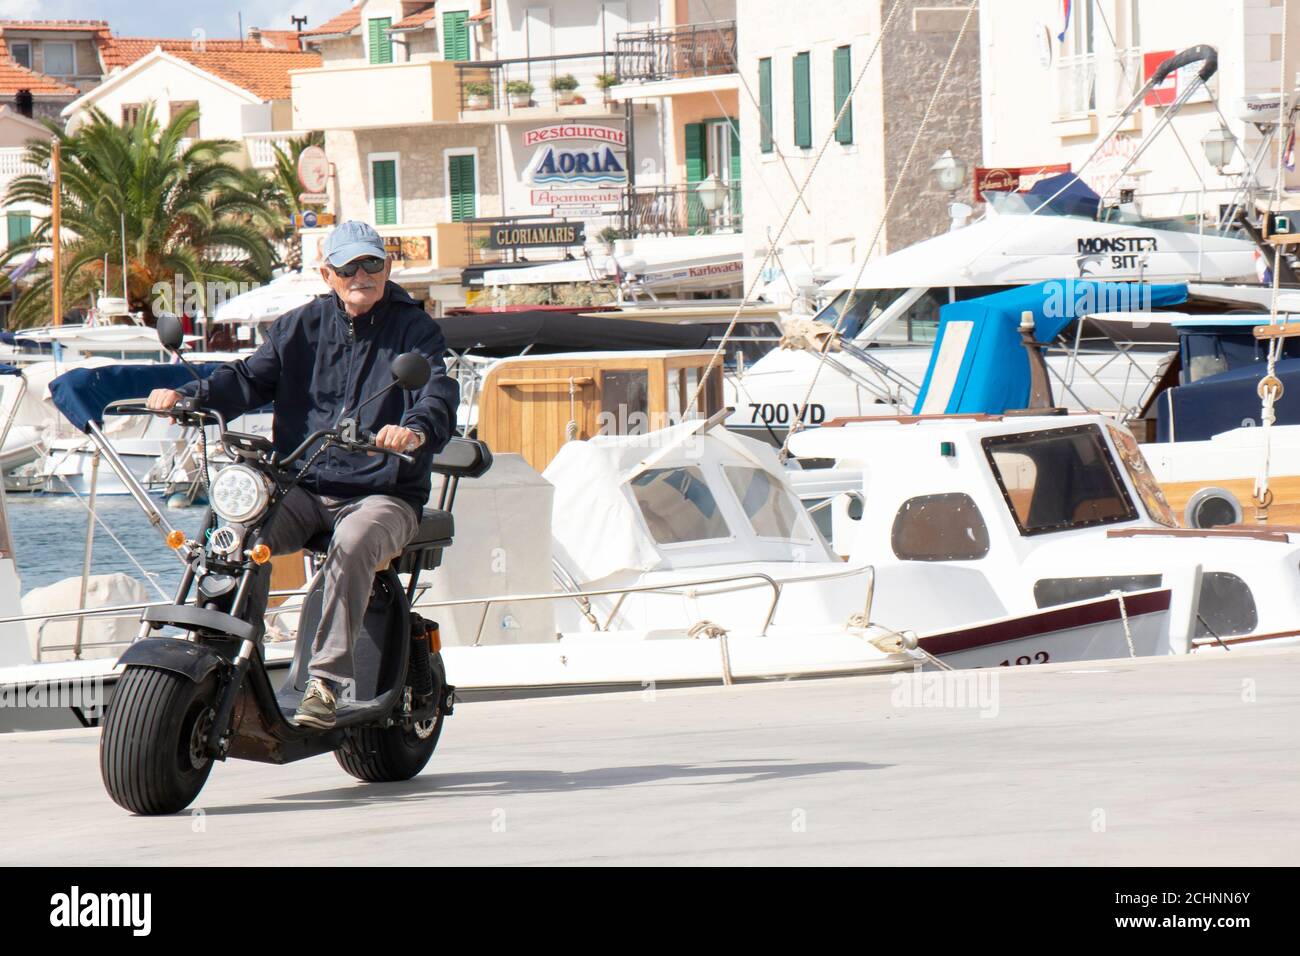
top-left (147, 220), bottom-right (459, 729)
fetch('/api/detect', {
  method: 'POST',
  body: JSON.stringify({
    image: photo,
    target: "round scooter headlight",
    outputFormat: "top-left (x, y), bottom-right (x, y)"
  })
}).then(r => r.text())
top-left (209, 464), bottom-right (270, 525)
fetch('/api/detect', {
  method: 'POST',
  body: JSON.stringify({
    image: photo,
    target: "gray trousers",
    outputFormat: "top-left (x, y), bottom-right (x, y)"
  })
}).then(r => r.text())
top-left (260, 488), bottom-right (418, 688)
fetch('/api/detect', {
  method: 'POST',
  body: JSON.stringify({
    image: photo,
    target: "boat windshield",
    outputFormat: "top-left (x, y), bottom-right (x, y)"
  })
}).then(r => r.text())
top-left (814, 287), bottom-right (949, 343)
top-left (982, 424), bottom-right (1139, 535)
top-left (1105, 423), bottom-right (1178, 527)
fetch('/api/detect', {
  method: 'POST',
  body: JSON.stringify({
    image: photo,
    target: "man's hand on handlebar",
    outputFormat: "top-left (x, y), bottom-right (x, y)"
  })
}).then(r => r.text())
top-left (372, 424), bottom-right (421, 454)
top-left (146, 388), bottom-right (184, 412)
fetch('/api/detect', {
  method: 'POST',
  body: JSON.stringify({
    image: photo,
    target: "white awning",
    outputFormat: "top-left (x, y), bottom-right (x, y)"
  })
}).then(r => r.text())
top-left (212, 271), bottom-right (329, 324)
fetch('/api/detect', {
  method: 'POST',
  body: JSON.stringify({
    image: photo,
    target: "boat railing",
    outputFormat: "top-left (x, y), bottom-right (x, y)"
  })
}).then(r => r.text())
top-left (5, 562), bottom-right (877, 662)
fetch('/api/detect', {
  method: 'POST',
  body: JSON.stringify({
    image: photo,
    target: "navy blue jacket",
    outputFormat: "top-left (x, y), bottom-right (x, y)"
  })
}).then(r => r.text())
top-left (179, 282), bottom-right (459, 516)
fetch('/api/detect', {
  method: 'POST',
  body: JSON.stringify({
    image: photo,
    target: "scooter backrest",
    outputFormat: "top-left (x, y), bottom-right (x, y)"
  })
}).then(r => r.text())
top-left (431, 437), bottom-right (493, 479)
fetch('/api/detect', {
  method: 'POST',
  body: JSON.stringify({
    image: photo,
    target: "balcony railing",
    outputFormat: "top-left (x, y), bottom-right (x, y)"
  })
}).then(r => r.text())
top-left (456, 52), bottom-right (618, 116)
top-left (245, 134), bottom-right (296, 169)
top-left (623, 183), bottom-right (742, 238)
top-left (0, 147), bottom-right (39, 178)
top-left (615, 21), bottom-right (737, 83)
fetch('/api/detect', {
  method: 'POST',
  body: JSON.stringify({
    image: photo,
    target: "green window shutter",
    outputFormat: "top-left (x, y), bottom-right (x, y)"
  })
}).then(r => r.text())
top-left (684, 122), bottom-right (706, 230)
top-left (792, 51), bottom-right (811, 148)
top-left (684, 122), bottom-right (705, 184)
top-left (833, 45), bottom-right (853, 144)
top-left (7, 212), bottom-right (32, 245)
top-left (369, 17), bottom-right (393, 65)
top-left (728, 119), bottom-right (741, 184)
top-left (758, 58), bottom-right (773, 153)
top-left (372, 159), bottom-right (397, 225)
top-left (448, 154), bottom-right (476, 222)
top-left (443, 11), bottom-right (470, 61)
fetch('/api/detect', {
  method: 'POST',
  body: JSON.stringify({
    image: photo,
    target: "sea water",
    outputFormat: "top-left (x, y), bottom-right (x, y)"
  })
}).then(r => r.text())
top-left (6, 495), bottom-right (208, 596)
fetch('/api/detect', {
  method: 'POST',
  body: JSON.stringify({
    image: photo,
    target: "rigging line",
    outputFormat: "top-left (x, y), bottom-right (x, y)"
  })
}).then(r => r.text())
top-left (697, 0), bottom-right (812, 217)
top-left (778, 3), bottom-right (978, 458)
top-left (52, 469), bottom-right (172, 601)
top-left (684, 0), bottom-right (908, 414)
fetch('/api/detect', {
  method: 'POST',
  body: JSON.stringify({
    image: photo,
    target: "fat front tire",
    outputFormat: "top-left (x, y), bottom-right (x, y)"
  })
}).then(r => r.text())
top-left (100, 666), bottom-right (218, 815)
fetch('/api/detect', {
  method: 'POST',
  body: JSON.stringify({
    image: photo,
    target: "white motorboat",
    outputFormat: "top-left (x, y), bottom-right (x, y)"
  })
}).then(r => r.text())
top-left (787, 412), bottom-right (1300, 659)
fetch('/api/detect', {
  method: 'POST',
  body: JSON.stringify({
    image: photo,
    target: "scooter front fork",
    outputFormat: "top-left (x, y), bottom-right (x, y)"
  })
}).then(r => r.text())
top-left (205, 637), bottom-right (256, 758)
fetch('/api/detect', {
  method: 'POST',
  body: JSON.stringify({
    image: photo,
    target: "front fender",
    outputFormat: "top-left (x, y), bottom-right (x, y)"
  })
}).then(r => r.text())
top-left (117, 637), bottom-right (227, 684)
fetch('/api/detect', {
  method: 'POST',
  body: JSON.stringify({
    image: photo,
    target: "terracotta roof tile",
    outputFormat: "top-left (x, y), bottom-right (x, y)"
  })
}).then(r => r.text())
top-left (100, 39), bottom-right (322, 100)
top-left (393, 6), bottom-right (437, 30)
top-left (301, 5), bottom-right (363, 37)
top-left (0, 53), bottom-right (80, 96)
top-left (0, 20), bottom-right (111, 34)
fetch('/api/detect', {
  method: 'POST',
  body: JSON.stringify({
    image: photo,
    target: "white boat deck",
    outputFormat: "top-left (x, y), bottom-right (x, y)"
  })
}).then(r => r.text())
top-left (1, 647), bottom-right (1296, 865)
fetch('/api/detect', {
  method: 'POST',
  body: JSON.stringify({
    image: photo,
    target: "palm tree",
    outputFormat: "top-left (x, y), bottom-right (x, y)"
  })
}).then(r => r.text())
top-left (0, 103), bottom-right (276, 328)
top-left (250, 130), bottom-right (325, 272)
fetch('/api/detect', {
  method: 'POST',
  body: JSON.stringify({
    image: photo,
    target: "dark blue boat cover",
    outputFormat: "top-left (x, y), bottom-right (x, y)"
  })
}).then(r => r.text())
top-left (1156, 356), bottom-right (1300, 442)
top-left (49, 363), bottom-right (225, 433)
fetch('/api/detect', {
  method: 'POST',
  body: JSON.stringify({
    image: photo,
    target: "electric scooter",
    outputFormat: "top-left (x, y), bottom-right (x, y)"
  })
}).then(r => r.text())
top-left (98, 314), bottom-right (491, 815)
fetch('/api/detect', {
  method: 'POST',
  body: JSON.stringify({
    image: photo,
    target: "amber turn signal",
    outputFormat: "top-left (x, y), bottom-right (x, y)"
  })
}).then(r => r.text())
top-left (165, 529), bottom-right (185, 550)
top-left (248, 544), bottom-right (271, 565)
top-left (428, 623), bottom-right (441, 653)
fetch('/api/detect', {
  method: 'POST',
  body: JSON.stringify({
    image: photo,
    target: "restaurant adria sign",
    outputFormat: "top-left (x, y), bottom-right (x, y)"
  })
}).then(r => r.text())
top-left (525, 124), bottom-right (628, 188)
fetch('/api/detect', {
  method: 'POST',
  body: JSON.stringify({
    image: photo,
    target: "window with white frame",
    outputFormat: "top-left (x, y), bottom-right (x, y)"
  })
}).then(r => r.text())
top-left (1056, 0), bottom-right (1097, 117)
top-left (43, 41), bottom-right (76, 77)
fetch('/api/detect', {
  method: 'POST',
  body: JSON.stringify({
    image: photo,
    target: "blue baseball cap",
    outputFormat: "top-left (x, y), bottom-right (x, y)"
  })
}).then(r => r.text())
top-left (322, 220), bottom-right (386, 267)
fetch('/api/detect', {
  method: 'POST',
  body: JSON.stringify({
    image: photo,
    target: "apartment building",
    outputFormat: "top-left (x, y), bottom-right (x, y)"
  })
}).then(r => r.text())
top-left (980, 0), bottom-right (1300, 220)
top-left (737, 0), bottom-right (982, 294)
top-left (61, 39), bottom-right (321, 170)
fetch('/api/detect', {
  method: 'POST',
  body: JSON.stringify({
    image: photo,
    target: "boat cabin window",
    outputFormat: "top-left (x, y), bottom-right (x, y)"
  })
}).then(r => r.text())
top-left (890, 492), bottom-right (990, 561)
top-left (630, 466), bottom-right (732, 545)
top-left (1033, 574), bottom-right (1163, 608)
top-left (724, 466), bottom-right (807, 540)
top-left (668, 366), bottom-right (722, 422)
top-left (983, 425), bottom-right (1138, 535)
top-left (600, 369), bottom-right (649, 434)
top-left (1195, 572), bottom-right (1257, 638)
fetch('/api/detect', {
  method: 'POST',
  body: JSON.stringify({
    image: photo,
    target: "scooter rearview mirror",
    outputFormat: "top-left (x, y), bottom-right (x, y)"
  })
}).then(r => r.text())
top-left (155, 312), bottom-right (185, 353)
top-left (391, 352), bottom-right (431, 391)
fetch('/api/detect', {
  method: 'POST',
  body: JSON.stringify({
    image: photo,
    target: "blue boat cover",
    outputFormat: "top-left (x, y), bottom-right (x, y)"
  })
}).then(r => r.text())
top-left (0, 363), bottom-right (20, 376)
top-left (1156, 356), bottom-right (1300, 442)
top-left (49, 363), bottom-right (225, 433)
top-left (913, 280), bottom-right (1188, 415)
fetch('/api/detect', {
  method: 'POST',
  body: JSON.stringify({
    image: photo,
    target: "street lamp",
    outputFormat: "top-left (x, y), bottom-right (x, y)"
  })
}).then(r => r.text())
top-left (695, 172), bottom-right (728, 232)
top-left (1201, 124), bottom-right (1237, 173)
top-left (929, 149), bottom-right (971, 230)
top-left (929, 149), bottom-right (969, 194)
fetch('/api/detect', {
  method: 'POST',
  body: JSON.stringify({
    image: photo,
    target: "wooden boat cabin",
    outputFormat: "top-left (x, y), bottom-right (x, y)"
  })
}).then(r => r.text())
top-left (476, 350), bottom-right (725, 472)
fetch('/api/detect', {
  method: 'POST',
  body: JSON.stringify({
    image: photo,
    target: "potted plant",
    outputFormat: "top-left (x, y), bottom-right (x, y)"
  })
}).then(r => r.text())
top-left (596, 225), bottom-right (620, 255)
top-left (506, 79), bottom-right (534, 108)
top-left (463, 80), bottom-right (492, 110)
top-left (551, 73), bottom-right (579, 105)
top-left (596, 72), bottom-right (618, 101)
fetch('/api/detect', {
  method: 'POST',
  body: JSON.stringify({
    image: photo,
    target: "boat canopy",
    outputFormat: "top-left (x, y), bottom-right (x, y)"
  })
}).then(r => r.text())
top-left (438, 311), bottom-right (710, 356)
top-left (914, 280), bottom-right (1188, 415)
top-left (0, 364), bottom-right (19, 376)
top-left (48, 363), bottom-right (226, 433)
top-left (543, 420), bottom-right (830, 583)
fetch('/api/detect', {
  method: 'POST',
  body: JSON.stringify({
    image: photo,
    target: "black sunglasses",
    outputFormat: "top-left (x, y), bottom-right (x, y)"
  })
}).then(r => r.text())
top-left (331, 256), bottom-right (386, 278)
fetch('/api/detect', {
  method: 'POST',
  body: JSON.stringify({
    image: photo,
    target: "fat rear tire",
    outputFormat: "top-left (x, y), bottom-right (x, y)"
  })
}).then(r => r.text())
top-left (335, 655), bottom-right (447, 782)
top-left (100, 666), bottom-right (218, 815)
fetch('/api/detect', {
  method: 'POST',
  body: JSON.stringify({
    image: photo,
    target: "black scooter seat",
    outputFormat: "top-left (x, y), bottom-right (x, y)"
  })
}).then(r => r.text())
top-left (407, 508), bottom-right (453, 548)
